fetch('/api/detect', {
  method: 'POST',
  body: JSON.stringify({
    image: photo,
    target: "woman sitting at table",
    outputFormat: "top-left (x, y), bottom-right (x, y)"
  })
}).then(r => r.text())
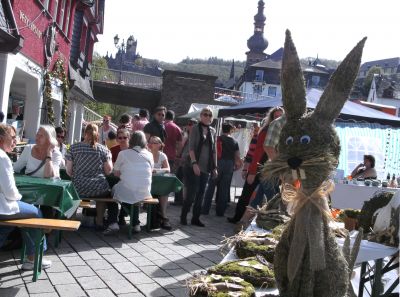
top-left (110, 128), bottom-right (130, 163)
top-left (65, 123), bottom-right (113, 230)
top-left (13, 125), bottom-right (62, 178)
top-left (0, 124), bottom-right (52, 270)
top-left (148, 136), bottom-right (171, 230)
top-left (105, 131), bottom-right (153, 235)
top-left (351, 154), bottom-right (377, 179)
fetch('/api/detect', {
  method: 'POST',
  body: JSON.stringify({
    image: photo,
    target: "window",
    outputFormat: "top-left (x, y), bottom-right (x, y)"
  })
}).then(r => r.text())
top-left (57, 0), bottom-right (66, 28)
top-left (63, 0), bottom-right (71, 34)
top-left (80, 20), bottom-right (88, 53)
top-left (52, 0), bottom-right (59, 20)
top-left (311, 75), bottom-right (320, 86)
top-left (255, 70), bottom-right (264, 82)
top-left (346, 136), bottom-right (384, 178)
top-left (383, 87), bottom-right (394, 98)
top-left (268, 86), bottom-right (277, 97)
top-left (253, 84), bottom-right (263, 94)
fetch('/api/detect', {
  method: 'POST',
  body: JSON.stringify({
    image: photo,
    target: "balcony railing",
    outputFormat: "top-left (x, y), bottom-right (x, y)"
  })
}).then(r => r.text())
top-left (91, 66), bottom-right (162, 90)
top-left (214, 87), bottom-right (275, 104)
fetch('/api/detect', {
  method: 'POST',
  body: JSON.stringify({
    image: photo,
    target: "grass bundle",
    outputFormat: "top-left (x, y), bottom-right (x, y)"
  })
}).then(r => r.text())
top-left (187, 273), bottom-right (255, 297)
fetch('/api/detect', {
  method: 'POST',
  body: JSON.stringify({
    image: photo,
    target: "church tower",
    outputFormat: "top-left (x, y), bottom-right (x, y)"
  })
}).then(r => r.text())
top-left (245, 0), bottom-right (268, 68)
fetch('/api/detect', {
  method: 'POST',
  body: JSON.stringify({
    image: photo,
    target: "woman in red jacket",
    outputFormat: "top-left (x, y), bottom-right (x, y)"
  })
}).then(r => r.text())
top-left (228, 106), bottom-right (283, 225)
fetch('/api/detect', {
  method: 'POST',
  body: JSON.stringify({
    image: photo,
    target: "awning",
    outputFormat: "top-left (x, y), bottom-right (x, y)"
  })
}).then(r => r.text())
top-left (218, 88), bottom-right (400, 127)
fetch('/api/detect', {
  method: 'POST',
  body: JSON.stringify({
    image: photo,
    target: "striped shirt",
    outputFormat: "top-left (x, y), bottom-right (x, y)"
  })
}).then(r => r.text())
top-left (244, 133), bottom-right (258, 163)
top-left (65, 142), bottom-right (111, 197)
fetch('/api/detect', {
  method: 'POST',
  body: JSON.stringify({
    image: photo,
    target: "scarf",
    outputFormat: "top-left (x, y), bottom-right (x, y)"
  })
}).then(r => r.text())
top-left (195, 123), bottom-right (215, 172)
top-left (281, 180), bottom-right (334, 284)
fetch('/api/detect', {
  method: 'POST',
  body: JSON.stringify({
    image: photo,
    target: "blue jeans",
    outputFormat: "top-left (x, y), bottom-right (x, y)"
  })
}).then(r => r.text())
top-left (0, 201), bottom-right (47, 256)
top-left (181, 165), bottom-right (210, 221)
top-left (202, 159), bottom-right (234, 216)
top-left (249, 177), bottom-right (280, 209)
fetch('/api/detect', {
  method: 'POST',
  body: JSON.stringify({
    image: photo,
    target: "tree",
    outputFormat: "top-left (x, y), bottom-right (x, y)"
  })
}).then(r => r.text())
top-left (86, 53), bottom-right (131, 123)
top-left (363, 66), bottom-right (382, 96)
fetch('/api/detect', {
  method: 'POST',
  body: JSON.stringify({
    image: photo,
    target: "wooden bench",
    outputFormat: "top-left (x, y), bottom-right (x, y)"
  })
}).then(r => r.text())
top-left (79, 197), bottom-right (159, 238)
top-left (0, 218), bottom-right (80, 282)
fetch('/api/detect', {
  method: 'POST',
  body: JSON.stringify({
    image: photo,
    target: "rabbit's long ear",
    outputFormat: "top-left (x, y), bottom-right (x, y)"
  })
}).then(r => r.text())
top-left (281, 29), bottom-right (306, 121)
top-left (312, 37), bottom-right (367, 124)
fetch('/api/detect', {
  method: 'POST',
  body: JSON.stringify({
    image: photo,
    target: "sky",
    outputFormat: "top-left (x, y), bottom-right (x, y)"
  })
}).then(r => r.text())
top-left (94, 0), bottom-right (400, 64)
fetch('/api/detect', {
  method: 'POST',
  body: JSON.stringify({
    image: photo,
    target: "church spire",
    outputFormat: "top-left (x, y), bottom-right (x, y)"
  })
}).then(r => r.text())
top-left (245, 0), bottom-right (268, 68)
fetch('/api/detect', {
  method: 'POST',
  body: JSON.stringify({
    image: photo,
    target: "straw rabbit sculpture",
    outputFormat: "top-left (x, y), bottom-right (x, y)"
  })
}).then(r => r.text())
top-left (262, 30), bottom-right (366, 297)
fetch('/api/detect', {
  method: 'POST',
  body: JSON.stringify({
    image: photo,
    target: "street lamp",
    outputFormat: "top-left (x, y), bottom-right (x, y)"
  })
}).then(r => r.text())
top-left (113, 34), bottom-right (134, 84)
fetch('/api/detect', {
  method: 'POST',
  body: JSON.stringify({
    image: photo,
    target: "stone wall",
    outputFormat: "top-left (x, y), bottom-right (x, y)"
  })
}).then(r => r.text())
top-left (160, 70), bottom-right (218, 116)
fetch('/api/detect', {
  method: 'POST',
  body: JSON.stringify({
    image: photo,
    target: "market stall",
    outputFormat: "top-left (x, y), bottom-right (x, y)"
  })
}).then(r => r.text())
top-left (218, 88), bottom-right (400, 179)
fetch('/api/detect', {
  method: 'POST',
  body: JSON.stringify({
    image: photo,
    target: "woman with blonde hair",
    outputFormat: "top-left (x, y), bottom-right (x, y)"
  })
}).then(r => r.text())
top-left (148, 136), bottom-right (171, 230)
top-left (65, 123), bottom-right (113, 229)
top-left (13, 125), bottom-right (62, 178)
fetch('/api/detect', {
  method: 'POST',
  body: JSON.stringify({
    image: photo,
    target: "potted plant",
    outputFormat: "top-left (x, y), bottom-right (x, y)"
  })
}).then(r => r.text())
top-left (338, 209), bottom-right (361, 231)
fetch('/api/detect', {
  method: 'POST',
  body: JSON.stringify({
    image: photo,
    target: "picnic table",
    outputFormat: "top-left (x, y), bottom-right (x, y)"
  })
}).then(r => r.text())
top-left (15, 175), bottom-right (81, 218)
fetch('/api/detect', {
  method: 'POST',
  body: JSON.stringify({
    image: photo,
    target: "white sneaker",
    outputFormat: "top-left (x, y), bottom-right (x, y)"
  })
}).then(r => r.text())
top-left (133, 224), bottom-right (141, 233)
top-left (103, 222), bottom-right (119, 235)
top-left (21, 257), bottom-right (52, 270)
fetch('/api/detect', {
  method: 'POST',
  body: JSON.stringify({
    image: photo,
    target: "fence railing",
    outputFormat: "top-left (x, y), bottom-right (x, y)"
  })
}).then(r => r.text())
top-left (214, 87), bottom-right (275, 104)
top-left (91, 66), bottom-right (162, 90)
top-left (83, 106), bottom-right (118, 130)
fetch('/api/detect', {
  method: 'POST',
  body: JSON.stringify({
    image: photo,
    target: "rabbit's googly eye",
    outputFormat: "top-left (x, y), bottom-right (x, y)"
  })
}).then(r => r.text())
top-left (285, 136), bottom-right (294, 145)
top-left (300, 135), bottom-right (311, 144)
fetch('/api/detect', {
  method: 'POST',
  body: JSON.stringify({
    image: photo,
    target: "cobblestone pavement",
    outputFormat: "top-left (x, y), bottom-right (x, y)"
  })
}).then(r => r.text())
top-left (0, 199), bottom-right (238, 296)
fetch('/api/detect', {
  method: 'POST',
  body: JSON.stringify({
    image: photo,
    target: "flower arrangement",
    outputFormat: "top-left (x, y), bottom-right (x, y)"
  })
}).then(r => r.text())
top-left (43, 58), bottom-right (69, 127)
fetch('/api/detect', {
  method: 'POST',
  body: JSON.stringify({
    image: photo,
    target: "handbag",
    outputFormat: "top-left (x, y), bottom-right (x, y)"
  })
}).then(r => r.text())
top-left (25, 158), bottom-right (47, 176)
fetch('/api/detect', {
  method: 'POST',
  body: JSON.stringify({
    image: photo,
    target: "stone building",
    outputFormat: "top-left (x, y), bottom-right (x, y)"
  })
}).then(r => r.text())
top-left (160, 70), bottom-right (217, 116)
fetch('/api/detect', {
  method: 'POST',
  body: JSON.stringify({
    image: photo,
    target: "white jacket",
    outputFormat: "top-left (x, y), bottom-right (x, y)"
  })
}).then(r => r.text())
top-left (0, 149), bottom-right (22, 215)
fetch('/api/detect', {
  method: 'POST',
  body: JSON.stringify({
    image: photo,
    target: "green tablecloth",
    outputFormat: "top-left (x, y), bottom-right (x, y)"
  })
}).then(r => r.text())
top-left (105, 173), bottom-right (183, 196)
top-left (15, 175), bottom-right (81, 218)
top-left (59, 169), bottom-right (183, 197)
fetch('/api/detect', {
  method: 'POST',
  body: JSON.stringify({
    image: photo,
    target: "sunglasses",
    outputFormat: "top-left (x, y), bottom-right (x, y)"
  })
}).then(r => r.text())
top-left (202, 113), bottom-right (213, 118)
top-left (57, 134), bottom-right (65, 139)
top-left (118, 136), bottom-right (128, 140)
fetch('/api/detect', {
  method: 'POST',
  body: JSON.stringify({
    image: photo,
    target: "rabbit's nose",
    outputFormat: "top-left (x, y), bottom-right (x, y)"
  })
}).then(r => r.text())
top-left (287, 157), bottom-right (303, 169)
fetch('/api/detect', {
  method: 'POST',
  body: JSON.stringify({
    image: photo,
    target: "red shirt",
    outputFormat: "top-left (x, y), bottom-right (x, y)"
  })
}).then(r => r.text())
top-left (248, 130), bottom-right (268, 175)
top-left (110, 145), bottom-right (121, 163)
top-left (164, 120), bottom-right (182, 161)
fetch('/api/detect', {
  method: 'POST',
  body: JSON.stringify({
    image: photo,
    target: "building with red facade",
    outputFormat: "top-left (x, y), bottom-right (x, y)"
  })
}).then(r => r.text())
top-left (0, 0), bottom-right (104, 142)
